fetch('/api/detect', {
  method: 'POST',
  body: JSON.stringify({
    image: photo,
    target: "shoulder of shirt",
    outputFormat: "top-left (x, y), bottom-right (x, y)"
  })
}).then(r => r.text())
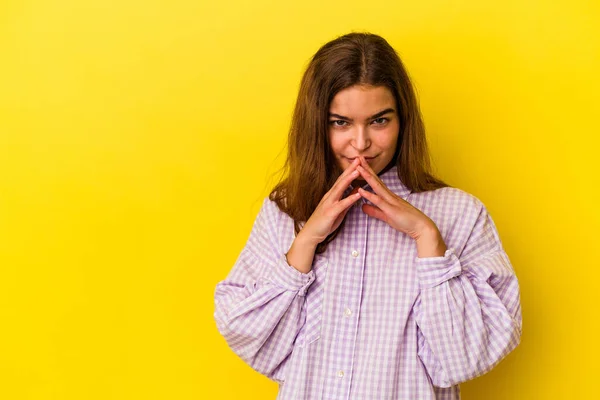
top-left (259, 195), bottom-right (293, 222)
top-left (417, 186), bottom-right (487, 215)
top-left (260, 195), bottom-right (279, 214)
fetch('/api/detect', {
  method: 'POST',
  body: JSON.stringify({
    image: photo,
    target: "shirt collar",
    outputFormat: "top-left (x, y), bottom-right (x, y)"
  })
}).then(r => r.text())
top-left (343, 164), bottom-right (412, 200)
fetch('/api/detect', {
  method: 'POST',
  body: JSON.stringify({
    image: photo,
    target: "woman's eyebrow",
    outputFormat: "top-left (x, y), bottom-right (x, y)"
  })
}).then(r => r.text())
top-left (328, 108), bottom-right (395, 122)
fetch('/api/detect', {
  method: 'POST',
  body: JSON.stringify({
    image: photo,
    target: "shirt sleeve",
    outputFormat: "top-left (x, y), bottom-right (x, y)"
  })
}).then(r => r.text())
top-left (413, 202), bottom-right (522, 388)
top-left (213, 197), bottom-right (315, 383)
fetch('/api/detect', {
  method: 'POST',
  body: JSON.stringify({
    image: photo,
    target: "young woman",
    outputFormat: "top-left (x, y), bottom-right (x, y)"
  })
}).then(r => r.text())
top-left (214, 32), bottom-right (522, 399)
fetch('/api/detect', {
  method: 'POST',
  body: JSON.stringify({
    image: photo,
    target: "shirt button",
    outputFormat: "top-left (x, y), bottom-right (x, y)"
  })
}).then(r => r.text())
top-left (344, 308), bottom-right (352, 317)
top-left (351, 250), bottom-right (359, 258)
top-left (337, 370), bottom-right (345, 378)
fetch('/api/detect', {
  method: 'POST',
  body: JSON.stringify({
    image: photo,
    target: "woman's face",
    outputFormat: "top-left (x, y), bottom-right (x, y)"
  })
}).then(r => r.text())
top-left (328, 84), bottom-right (400, 183)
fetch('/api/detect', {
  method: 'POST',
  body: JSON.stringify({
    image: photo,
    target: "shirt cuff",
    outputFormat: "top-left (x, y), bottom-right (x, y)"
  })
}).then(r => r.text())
top-left (415, 248), bottom-right (462, 289)
top-left (268, 254), bottom-right (316, 296)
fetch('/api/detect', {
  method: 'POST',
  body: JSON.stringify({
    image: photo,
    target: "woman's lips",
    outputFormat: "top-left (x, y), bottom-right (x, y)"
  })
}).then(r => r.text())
top-left (345, 156), bottom-right (377, 163)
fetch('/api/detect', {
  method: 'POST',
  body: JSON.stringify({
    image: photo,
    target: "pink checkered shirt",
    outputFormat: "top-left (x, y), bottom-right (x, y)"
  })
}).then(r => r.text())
top-left (214, 165), bottom-right (522, 399)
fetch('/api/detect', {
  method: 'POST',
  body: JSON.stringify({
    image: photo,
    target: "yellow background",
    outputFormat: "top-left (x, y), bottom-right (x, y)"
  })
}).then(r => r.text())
top-left (1, 0), bottom-right (598, 398)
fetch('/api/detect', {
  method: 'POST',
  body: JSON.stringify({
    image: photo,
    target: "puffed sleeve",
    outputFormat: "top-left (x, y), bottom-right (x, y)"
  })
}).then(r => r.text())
top-left (214, 197), bottom-right (315, 383)
top-left (413, 199), bottom-right (522, 387)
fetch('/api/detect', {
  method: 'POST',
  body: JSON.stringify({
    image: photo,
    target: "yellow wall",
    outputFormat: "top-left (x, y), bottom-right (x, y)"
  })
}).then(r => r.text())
top-left (1, 0), bottom-right (598, 398)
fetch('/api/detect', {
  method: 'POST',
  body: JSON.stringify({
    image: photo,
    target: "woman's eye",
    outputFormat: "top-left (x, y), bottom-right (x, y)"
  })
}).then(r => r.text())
top-left (330, 120), bottom-right (347, 127)
top-left (372, 117), bottom-right (388, 125)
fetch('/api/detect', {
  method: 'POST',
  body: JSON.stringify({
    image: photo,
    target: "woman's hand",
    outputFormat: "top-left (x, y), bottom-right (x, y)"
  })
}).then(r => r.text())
top-left (298, 157), bottom-right (363, 246)
top-left (355, 156), bottom-right (447, 257)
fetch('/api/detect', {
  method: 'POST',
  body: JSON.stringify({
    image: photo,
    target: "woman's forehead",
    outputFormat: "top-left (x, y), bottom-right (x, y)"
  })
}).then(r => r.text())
top-left (329, 85), bottom-right (396, 117)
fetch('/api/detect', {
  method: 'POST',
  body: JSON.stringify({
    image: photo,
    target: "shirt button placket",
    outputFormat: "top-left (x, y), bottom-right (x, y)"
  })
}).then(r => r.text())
top-left (336, 248), bottom-right (360, 391)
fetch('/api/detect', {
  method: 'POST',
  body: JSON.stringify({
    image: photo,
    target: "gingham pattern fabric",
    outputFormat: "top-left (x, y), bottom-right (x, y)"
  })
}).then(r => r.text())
top-left (214, 165), bottom-right (522, 399)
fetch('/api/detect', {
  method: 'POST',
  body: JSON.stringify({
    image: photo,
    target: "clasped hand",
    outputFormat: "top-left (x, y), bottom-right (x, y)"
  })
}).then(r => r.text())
top-left (354, 156), bottom-right (436, 241)
top-left (300, 156), bottom-right (445, 249)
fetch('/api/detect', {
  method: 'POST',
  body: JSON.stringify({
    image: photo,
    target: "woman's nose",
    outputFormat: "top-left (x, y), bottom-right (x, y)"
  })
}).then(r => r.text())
top-left (352, 127), bottom-right (371, 151)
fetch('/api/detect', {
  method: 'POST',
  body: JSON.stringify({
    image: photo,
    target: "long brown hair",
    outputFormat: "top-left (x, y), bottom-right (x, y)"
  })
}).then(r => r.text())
top-left (270, 32), bottom-right (449, 254)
